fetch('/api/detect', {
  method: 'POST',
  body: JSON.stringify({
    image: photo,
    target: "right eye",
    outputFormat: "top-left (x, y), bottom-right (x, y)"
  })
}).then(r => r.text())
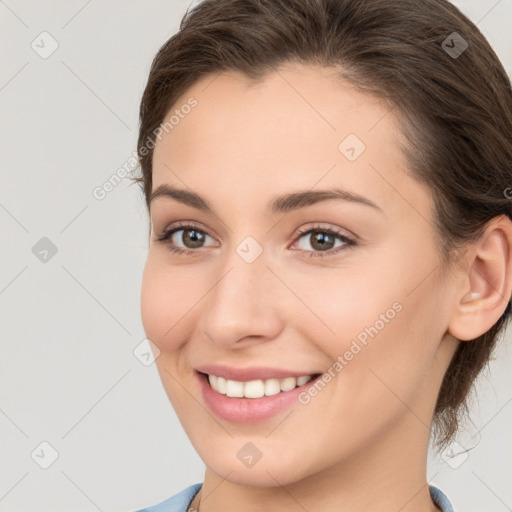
top-left (154, 222), bottom-right (218, 255)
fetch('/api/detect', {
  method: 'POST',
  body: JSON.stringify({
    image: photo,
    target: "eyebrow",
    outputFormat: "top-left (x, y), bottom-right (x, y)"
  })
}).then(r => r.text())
top-left (149, 184), bottom-right (383, 215)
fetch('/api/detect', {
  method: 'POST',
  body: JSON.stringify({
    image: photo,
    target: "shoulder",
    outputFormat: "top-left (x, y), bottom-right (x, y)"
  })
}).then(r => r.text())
top-left (429, 485), bottom-right (455, 512)
top-left (134, 483), bottom-right (202, 512)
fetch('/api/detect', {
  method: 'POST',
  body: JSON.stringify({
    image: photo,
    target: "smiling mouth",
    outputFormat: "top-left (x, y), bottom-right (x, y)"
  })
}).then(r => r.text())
top-left (199, 372), bottom-right (322, 399)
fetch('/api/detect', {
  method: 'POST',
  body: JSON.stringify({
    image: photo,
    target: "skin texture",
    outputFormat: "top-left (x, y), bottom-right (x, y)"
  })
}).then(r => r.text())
top-left (140, 62), bottom-right (512, 512)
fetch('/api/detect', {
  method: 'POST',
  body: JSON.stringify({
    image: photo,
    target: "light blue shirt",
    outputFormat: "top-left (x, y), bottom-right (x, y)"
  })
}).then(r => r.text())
top-left (134, 483), bottom-right (454, 511)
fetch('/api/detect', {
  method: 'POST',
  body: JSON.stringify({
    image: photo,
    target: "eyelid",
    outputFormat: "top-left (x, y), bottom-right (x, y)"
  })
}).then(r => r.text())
top-left (154, 220), bottom-right (213, 239)
top-left (290, 223), bottom-right (356, 244)
top-left (154, 220), bottom-right (218, 246)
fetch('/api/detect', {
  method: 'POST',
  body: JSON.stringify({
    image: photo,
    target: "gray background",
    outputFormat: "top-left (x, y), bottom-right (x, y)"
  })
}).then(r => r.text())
top-left (0, 1), bottom-right (511, 511)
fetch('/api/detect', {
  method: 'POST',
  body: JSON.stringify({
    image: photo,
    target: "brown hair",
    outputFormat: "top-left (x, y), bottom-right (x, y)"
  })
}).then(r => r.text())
top-left (134, 0), bottom-right (512, 450)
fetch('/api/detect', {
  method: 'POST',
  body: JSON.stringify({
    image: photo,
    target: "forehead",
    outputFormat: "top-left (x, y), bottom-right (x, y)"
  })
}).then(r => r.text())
top-left (151, 63), bottom-right (431, 221)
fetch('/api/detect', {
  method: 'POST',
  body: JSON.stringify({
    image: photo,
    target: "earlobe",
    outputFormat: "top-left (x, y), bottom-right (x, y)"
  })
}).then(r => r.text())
top-left (447, 215), bottom-right (512, 341)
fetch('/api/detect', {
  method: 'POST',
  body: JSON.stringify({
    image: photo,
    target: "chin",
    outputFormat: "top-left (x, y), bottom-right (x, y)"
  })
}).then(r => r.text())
top-left (210, 464), bottom-right (305, 488)
top-left (200, 444), bottom-right (318, 488)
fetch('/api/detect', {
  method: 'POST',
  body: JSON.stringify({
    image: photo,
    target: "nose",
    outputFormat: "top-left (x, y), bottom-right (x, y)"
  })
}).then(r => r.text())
top-left (197, 244), bottom-right (283, 349)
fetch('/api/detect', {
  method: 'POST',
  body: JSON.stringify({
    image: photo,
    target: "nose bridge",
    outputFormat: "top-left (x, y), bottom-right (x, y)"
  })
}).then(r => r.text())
top-left (199, 237), bottom-right (280, 346)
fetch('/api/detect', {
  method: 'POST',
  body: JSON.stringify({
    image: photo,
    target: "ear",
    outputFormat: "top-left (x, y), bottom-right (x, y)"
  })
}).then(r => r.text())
top-left (448, 215), bottom-right (512, 341)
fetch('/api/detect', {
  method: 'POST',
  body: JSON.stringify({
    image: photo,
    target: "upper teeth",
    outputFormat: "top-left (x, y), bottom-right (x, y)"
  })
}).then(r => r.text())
top-left (208, 374), bottom-right (313, 398)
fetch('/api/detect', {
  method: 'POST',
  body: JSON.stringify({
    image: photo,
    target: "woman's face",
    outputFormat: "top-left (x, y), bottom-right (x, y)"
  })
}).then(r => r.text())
top-left (141, 63), bottom-right (460, 486)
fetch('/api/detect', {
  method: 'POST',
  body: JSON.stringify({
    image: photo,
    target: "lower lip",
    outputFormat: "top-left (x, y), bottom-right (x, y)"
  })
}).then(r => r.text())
top-left (197, 371), bottom-right (320, 423)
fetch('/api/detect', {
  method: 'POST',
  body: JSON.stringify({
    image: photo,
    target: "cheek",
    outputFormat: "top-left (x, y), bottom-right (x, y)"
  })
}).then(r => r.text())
top-left (140, 257), bottom-right (201, 414)
top-left (281, 259), bottom-right (405, 350)
top-left (140, 254), bottom-right (200, 352)
top-left (140, 258), bottom-right (167, 346)
top-left (296, 247), bottom-right (443, 413)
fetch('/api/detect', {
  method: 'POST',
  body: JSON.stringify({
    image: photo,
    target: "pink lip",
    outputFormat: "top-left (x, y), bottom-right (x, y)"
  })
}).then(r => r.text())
top-left (195, 364), bottom-right (317, 381)
top-left (195, 370), bottom-right (322, 424)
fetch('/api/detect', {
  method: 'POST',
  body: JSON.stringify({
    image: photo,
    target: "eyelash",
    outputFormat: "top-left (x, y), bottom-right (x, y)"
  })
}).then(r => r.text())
top-left (154, 221), bottom-right (356, 258)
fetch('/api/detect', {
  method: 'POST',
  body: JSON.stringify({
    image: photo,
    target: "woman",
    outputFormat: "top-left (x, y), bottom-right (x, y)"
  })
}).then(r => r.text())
top-left (133, 0), bottom-right (512, 510)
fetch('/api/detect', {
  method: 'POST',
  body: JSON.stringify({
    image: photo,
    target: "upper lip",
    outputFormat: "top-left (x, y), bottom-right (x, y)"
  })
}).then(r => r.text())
top-left (195, 364), bottom-right (320, 382)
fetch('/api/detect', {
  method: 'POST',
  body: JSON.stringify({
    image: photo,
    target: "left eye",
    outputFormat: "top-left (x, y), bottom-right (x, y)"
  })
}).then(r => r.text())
top-left (292, 228), bottom-right (355, 256)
